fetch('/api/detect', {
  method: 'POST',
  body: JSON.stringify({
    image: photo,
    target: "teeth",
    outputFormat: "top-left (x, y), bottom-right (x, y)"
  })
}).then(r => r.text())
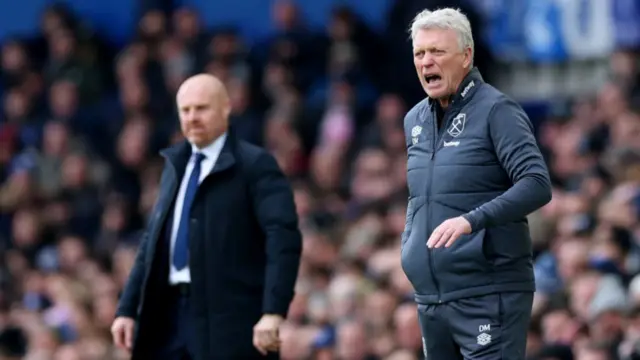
top-left (424, 76), bottom-right (439, 83)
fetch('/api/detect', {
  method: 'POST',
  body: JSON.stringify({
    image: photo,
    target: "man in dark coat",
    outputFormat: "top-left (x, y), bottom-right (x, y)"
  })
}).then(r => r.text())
top-left (111, 74), bottom-right (303, 360)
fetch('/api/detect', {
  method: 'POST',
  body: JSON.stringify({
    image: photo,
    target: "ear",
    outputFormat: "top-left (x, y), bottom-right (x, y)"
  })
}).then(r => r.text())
top-left (462, 47), bottom-right (473, 69)
top-left (223, 99), bottom-right (232, 119)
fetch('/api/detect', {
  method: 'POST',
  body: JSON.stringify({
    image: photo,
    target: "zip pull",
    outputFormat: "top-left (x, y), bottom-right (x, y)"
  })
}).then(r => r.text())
top-left (430, 152), bottom-right (434, 160)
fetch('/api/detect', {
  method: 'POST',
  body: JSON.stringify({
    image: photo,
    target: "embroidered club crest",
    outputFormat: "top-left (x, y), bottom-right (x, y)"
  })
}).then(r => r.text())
top-left (448, 113), bottom-right (466, 137)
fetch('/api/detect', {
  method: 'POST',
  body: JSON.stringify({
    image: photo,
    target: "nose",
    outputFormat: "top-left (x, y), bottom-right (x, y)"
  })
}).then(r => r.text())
top-left (419, 54), bottom-right (435, 68)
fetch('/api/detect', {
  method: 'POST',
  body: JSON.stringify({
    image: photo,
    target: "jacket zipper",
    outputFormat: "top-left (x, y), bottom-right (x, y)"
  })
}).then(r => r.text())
top-left (427, 104), bottom-right (458, 304)
top-left (138, 159), bottom-right (178, 315)
top-left (427, 107), bottom-right (441, 303)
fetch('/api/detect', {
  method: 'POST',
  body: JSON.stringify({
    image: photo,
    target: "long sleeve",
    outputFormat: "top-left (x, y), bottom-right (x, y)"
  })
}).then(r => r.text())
top-left (462, 98), bottom-right (552, 231)
top-left (250, 152), bottom-right (303, 317)
top-left (115, 231), bottom-right (149, 319)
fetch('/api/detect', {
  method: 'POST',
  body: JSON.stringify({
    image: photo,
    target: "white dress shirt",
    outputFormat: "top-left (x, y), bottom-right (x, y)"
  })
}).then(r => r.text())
top-left (169, 133), bottom-right (227, 284)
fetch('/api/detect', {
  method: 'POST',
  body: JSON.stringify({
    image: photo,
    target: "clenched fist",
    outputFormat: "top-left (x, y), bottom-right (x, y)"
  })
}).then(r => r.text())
top-left (253, 314), bottom-right (284, 355)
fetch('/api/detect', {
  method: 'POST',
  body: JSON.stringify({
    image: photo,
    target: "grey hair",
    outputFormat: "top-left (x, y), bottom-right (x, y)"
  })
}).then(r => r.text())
top-left (409, 8), bottom-right (474, 63)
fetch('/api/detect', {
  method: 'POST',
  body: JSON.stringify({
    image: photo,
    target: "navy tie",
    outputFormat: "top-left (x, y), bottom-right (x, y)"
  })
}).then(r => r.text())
top-left (173, 152), bottom-right (206, 270)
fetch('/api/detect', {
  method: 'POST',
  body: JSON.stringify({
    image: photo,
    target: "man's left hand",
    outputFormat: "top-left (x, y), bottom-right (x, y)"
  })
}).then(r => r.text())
top-left (253, 314), bottom-right (284, 355)
top-left (427, 216), bottom-right (472, 248)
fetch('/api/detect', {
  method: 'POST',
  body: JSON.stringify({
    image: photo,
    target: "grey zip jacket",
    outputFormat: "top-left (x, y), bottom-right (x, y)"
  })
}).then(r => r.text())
top-left (401, 68), bottom-right (552, 305)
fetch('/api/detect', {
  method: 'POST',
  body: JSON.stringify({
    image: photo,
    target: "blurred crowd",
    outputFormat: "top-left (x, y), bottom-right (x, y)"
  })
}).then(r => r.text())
top-left (0, 1), bottom-right (639, 360)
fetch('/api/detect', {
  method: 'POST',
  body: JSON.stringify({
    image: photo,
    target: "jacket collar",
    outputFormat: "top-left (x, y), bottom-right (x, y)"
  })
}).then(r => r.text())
top-left (429, 67), bottom-right (484, 110)
top-left (160, 130), bottom-right (237, 177)
top-left (191, 133), bottom-right (227, 162)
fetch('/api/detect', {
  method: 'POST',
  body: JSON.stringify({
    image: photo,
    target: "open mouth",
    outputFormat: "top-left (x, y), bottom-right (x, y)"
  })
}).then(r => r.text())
top-left (424, 74), bottom-right (442, 84)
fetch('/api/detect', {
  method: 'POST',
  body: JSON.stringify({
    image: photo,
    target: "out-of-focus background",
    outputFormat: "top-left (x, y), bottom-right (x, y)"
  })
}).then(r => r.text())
top-left (0, 0), bottom-right (638, 359)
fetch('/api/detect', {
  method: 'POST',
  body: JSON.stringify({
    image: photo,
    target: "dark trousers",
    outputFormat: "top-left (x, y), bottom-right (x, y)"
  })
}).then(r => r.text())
top-left (148, 284), bottom-right (197, 360)
top-left (136, 283), bottom-right (281, 360)
top-left (418, 292), bottom-right (533, 360)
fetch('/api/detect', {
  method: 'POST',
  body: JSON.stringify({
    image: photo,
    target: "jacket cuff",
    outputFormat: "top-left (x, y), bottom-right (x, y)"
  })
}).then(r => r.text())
top-left (462, 211), bottom-right (484, 232)
top-left (262, 296), bottom-right (291, 318)
top-left (115, 306), bottom-right (137, 319)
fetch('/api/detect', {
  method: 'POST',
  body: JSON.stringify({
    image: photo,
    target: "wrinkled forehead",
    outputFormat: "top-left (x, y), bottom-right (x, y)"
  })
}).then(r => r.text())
top-left (412, 27), bottom-right (460, 50)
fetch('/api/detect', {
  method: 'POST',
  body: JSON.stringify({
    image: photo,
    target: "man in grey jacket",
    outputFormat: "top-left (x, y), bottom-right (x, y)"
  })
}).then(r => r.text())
top-left (401, 8), bottom-right (552, 360)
